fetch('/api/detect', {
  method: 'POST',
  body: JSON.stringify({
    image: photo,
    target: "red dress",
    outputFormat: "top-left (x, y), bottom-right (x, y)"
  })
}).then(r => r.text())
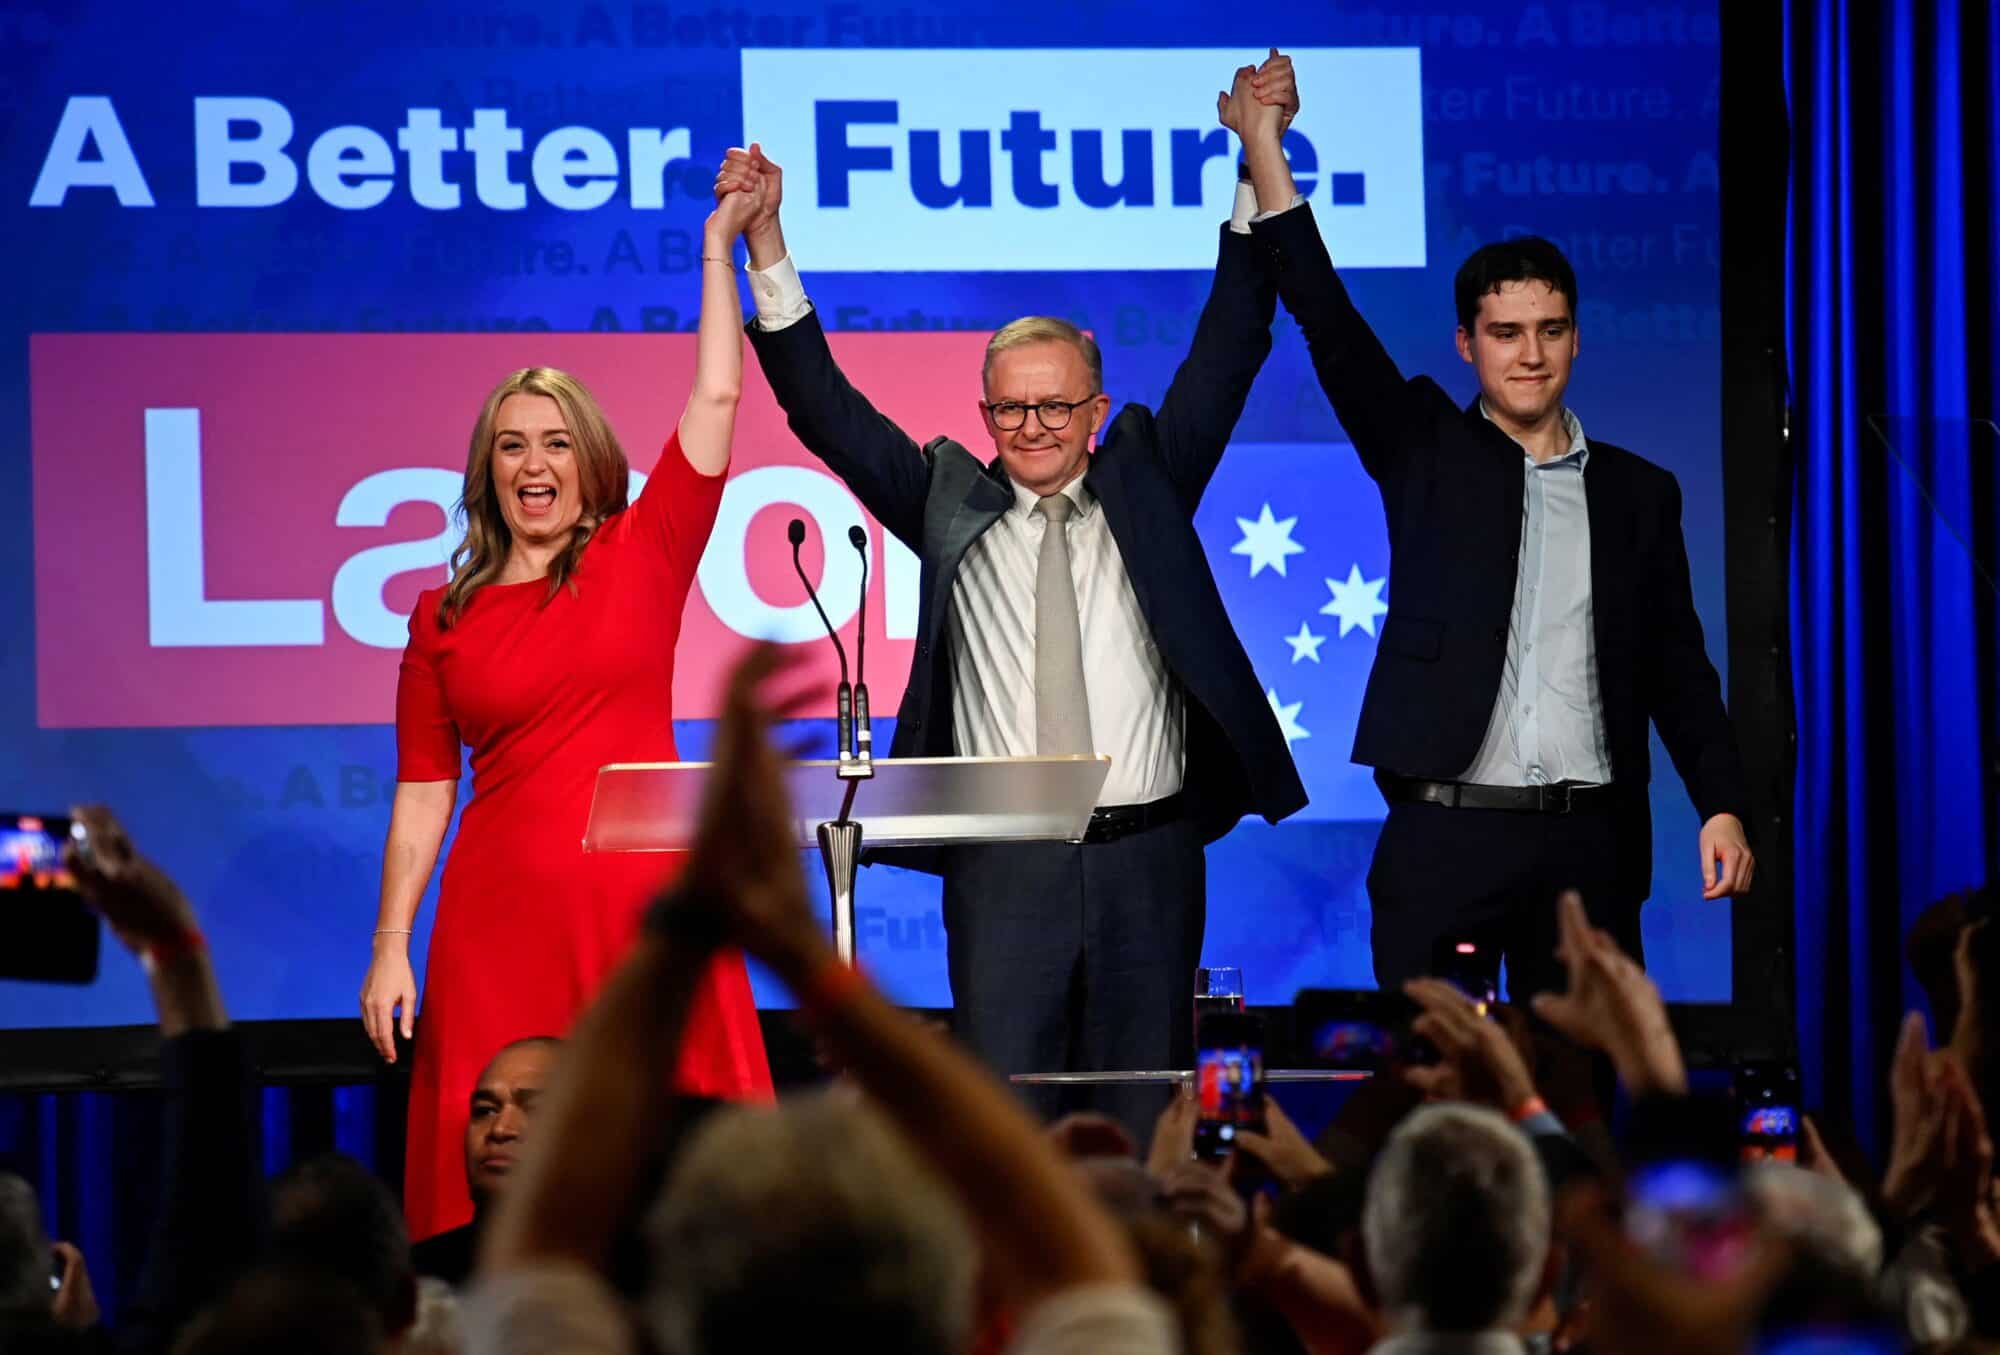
top-left (394, 432), bottom-right (771, 1240)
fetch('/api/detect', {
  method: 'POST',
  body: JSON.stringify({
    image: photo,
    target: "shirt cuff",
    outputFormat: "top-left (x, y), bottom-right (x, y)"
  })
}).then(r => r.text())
top-left (1251, 193), bottom-right (1307, 224)
top-left (1229, 179), bottom-right (1259, 234)
top-left (745, 252), bottom-right (813, 332)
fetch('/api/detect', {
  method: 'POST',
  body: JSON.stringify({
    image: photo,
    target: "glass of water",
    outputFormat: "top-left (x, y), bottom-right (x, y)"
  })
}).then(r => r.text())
top-left (1193, 965), bottom-right (1245, 1051)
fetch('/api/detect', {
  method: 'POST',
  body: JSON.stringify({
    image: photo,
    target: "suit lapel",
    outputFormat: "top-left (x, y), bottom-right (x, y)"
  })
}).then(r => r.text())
top-left (924, 448), bottom-right (1010, 638)
top-left (1083, 453), bottom-right (1155, 620)
top-left (1461, 397), bottom-right (1528, 538)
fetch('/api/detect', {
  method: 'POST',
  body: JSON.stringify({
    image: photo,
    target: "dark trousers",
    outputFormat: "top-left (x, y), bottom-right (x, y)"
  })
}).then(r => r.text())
top-left (941, 818), bottom-right (1205, 1138)
top-left (1366, 796), bottom-right (1649, 1003)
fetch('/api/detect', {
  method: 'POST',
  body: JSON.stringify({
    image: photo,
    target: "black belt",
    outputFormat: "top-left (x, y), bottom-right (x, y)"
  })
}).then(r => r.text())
top-left (1378, 774), bottom-right (1620, 816)
top-left (1084, 792), bottom-right (1185, 844)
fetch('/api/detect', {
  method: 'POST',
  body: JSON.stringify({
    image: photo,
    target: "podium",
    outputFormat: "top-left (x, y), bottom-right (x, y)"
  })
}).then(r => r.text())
top-left (583, 755), bottom-right (1110, 962)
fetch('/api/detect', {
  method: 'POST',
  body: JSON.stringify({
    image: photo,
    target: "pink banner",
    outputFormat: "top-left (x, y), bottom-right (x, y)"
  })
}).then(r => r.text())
top-left (32, 332), bottom-right (991, 728)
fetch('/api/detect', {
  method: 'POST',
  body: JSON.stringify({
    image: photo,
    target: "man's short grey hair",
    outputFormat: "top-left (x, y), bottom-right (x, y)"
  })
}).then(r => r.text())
top-left (643, 1091), bottom-right (976, 1355)
top-left (0, 1173), bottom-right (53, 1315)
top-left (1362, 1104), bottom-right (1550, 1333)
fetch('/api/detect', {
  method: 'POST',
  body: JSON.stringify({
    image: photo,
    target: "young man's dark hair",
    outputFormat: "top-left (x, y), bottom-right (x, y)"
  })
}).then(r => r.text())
top-left (1453, 236), bottom-right (1580, 332)
top-left (269, 1155), bottom-right (416, 1338)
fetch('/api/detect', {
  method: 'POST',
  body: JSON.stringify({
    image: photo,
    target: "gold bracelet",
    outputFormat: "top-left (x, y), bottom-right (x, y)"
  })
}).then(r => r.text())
top-left (701, 254), bottom-right (736, 270)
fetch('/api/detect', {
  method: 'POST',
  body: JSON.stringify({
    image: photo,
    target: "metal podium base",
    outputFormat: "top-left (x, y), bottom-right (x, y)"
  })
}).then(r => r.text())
top-left (816, 819), bottom-right (862, 964)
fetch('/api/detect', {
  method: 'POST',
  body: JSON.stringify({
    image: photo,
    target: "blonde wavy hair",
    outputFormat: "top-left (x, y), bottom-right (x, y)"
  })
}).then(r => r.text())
top-left (438, 368), bottom-right (631, 628)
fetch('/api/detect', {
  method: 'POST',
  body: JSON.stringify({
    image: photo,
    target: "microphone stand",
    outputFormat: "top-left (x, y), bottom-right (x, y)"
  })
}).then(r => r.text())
top-left (789, 519), bottom-right (873, 963)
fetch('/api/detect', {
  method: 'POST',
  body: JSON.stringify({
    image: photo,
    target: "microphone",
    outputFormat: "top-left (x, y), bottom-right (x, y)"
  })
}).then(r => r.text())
top-left (848, 525), bottom-right (872, 763)
top-left (788, 518), bottom-right (853, 763)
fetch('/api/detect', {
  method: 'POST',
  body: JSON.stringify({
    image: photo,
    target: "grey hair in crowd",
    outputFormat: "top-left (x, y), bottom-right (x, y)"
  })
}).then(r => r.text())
top-left (403, 1277), bottom-right (466, 1355)
top-left (1362, 1103), bottom-right (1551, 1333)
top-left (1744, 1161), bottom-right (1883, 1278)
top-left (0, 1173), bottom-right (53, 1315)
top-left (643, 1091), bottom-right (977, 1355)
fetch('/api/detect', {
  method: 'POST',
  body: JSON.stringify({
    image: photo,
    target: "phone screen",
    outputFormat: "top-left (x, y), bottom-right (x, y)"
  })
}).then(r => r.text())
top-left (1, 813), bottom-right (100, 984)
top-left (1293, 988), bottom-right (1428, 1071)
top-left (1, 815), bottom-right (76, 894)
top-left (1430, 936), bottom-right (1500, 1011)
top-left (1734, 1062), bottom-right (1802, 1163)
top-left (1193, 1012), bottom-right (1265, 1160)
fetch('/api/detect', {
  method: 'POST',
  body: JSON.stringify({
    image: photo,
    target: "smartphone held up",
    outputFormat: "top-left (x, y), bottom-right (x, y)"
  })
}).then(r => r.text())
top-left (2, 813), bottom-right (101, 984)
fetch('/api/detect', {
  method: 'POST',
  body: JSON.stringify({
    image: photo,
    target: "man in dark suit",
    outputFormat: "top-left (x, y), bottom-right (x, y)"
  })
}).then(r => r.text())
top-left (716, 57), bottom-right (1308, 1123)
top-left (1248, 206), bottom-right (1755, 1000)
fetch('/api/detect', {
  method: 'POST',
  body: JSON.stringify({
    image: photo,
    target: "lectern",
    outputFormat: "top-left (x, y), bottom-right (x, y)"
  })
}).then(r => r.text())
top-left (583, 755), bottom-right (1109, 961)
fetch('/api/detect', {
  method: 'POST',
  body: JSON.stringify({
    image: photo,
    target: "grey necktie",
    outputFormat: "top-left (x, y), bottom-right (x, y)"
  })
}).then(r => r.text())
top-left (1033, 493), bottom-right (1092, 755)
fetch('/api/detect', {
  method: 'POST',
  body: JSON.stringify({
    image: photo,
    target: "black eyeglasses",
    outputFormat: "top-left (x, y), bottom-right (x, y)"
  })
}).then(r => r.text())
top-left (981, 397), bottom-right (1097, 431)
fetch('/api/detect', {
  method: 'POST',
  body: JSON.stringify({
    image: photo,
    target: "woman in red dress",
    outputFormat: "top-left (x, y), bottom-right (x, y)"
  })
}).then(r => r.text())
top-left (359, 174), bottom-right (771, 1241)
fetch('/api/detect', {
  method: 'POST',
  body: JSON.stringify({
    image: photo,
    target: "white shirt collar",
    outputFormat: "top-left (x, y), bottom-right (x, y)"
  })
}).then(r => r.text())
top-left (1479, 402), bottom-right (1589, 467)
top-left (1008, 467), bottom-right (1097, 521)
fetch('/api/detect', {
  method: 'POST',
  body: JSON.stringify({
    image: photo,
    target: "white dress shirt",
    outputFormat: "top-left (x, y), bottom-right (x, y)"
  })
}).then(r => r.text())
top-left (944, 472), bottom-right (1183, 805)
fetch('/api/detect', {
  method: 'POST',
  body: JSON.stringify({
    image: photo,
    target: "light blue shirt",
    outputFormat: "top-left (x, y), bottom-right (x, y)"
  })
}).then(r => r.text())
top-left (1460, 406), bottom-right (1611, 788)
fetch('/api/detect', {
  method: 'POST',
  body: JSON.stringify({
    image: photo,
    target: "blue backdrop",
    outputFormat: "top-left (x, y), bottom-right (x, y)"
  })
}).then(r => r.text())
top-left (0, 1), bottom-right (1732, 1027)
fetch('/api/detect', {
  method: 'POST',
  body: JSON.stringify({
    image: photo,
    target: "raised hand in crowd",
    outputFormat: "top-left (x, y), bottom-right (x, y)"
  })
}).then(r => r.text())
top-left (1233, 1096), bottom-right (1334, 1192)
top-left (62, 806), bottom-right (266, 1354)
top-left (48, 1241), bottom-right (99, 1332)
top-left (1880, 1009), bottom-right (2000, 1268)
top-left (1949, 914), bottom-right (1992, 1082)
top-left (1532, 890), bottom-right (1688, 1097)
top-left (1556, 1180), bottom-right (1791, 1355)
top-left (66, 805), bottom-right (224, 1036)
top-left (1401, 979), bottom-right (1539, 1116)
top-left (481, 643), bottom-right (821, 1275)
top-left (1798, 1114), bottom-right (1849, 1185)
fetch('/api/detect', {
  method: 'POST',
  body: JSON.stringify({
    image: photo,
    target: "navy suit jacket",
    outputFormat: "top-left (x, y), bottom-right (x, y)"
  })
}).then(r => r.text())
top-left (1250, 205), bottom-right (1748, 858)
top-left (745, 225), bottom-right (1307, 854)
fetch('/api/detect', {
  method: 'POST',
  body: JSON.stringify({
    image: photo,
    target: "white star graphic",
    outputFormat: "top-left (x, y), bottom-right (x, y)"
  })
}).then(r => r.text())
top-left (1265, 687), bottom-right (1309, 745)
top-left (1284, 622), bottom-right (1326, 664)
top-left (1320, 564), bottom-right (1389, 637)
top-left (1230, 503), bottom-right (1305, 578)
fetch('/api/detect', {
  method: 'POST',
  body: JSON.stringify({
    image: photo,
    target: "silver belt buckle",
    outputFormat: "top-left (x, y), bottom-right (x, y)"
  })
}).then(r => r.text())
top-left (1543, 783), bottom-right (1574, 815)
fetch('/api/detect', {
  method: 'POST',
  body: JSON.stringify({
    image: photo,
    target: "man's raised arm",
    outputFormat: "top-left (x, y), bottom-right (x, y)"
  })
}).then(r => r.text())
top-left (1149, 51), bottom-right (1299, 509)
top-left (717, 144), bottom-right (930, 548)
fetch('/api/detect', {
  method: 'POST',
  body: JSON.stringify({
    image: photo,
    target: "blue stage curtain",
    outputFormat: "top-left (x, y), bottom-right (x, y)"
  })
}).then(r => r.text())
top-left (1788, 0), bottom-right (1997, 1153)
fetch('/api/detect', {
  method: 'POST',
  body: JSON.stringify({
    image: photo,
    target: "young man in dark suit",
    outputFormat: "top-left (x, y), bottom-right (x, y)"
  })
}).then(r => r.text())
top-left (1247, 204), bottom-right (1755, 1001)
top-left (714, 56), bottom-right (1309, 1126)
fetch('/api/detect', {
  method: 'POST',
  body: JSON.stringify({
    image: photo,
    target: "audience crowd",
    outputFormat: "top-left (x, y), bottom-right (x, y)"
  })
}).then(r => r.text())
top-left (3, 646), bottom-right (1995, 1354)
